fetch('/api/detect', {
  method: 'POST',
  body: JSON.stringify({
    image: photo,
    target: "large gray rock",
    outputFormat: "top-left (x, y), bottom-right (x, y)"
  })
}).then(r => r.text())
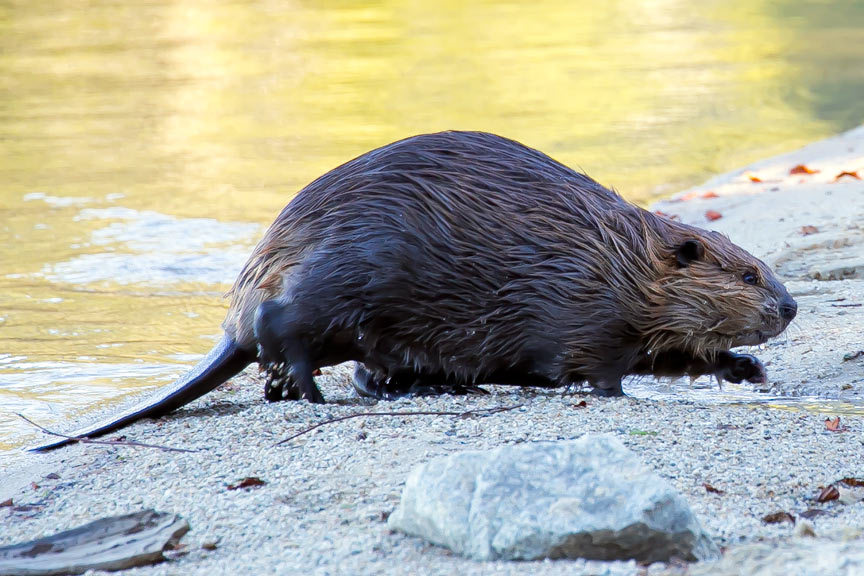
top-left (388, 435), bottom-right (718, 563)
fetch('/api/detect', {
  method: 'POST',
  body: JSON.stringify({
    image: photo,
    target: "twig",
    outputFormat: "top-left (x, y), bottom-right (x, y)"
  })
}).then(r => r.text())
top-left (17, 413), bottom-right (198, 453)
top-left (274, 404), bottom-right (524, 446)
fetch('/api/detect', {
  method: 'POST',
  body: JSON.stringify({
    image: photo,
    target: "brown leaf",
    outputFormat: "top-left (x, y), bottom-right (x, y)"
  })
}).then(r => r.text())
top-left (705, 210), bottom-right (723, 221)
top-left (701, 191), bottom-right (719, 199)
top-left (800, 225), bottom-right (819, 236)
top-left (30, 482), bottom-right (39, 491)
top-left (703, 483), bottom-right (725, 495)
top-left (312, 369), bottom-right (323, 376)
top-left (817, 485), bottom-right (840, 503)
top-left (840, 477), bottom-right (864, 488)
top-left (833, 170), bottom-right (861, 181)
top-left (748, 175), bottom-right (763, 183)
top-left (202, 541), bottom-right (219, 551)
top-left (572, 400), bottom-right (588, 408)
top-left (824, 416), bottom-right (847, 432)
top-left (790, 164), bottom-right (818, 175)
top-left (227, 477), bottom-right (267, 491)
top-left (0, 498), bottom-right (12, 507)
top-left (762, 511), bottom-right (795, 525)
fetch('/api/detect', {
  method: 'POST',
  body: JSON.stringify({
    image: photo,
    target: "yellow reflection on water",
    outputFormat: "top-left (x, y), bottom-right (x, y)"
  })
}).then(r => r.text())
top-left (1, 0), bottom-right (863, 453)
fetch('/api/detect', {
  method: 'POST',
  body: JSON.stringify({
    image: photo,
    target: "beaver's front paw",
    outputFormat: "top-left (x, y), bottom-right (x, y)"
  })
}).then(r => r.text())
top-left (716, 352), bottom-right (766, 384)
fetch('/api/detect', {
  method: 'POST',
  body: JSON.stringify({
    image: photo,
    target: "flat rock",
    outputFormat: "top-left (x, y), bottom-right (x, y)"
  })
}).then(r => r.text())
top-left (388, 435), bottom-right (718, 563)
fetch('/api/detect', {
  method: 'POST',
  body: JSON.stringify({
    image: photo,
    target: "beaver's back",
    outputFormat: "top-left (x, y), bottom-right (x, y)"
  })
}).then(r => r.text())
top-left (224, 131), bottom-right (653, 377)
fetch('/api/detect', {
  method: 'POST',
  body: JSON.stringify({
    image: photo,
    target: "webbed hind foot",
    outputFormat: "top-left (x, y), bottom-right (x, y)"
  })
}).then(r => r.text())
top-left (261, 362), bottom-right (303, 401)
top-left (254, 300), bottom-right (325, 404)
top-left (352, 364), bottom-right (488, 400)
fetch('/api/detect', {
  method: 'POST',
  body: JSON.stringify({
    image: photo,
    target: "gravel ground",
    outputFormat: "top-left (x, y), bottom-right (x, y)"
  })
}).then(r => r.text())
top-left (3, 127), bottom-right (863, 575)
top-left (3, 370), bottom-right (863, 576)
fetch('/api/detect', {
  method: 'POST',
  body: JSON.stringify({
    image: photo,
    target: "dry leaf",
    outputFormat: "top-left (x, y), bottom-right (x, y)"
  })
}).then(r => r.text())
top-left (654, 210), bottom-right (680, 221)
top-left (817, 485), bottom-right (840, 503)
top-left (800, 225), bottom-right (819, 236)
top-left (748, 175), bottom-right (763, 183)
top-left (840, 477), bottom-right (864, 487)
top-left (227, 477), bottom-right (267, 491)
top-left (762, 511), bottom-right (795, 525)
top-left (701, 191), bottom-right (719, 199)
top-left (833, 170), bottom-right (861, 181)
top-left (703, 483), bottom-right (725, 495)
top-left (824, 416), bottom-right (846, 432)
top-left (0, 498), bottom-right (12, 507)
top-left (790, 164), bottom-right (818, 175)
top-left (705, 210), bottom-right (723, 221)
top-left (572, 400), bottom-right (588, 408)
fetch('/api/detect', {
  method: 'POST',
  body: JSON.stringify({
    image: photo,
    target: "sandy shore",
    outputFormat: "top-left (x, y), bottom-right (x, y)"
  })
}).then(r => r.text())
top-left (2, 127), bottom-right (863, 575)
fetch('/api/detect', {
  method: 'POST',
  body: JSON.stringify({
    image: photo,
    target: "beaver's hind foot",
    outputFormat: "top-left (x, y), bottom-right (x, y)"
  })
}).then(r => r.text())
top-left (261, 361), bottom-right (303, 401)
top-left (254, 300), bottom-right (325, 404)
top-left (352, 364), bottom-right (488, 400)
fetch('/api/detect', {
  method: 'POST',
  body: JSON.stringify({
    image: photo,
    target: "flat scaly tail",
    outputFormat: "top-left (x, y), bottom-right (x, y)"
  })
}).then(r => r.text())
top-left (29, 335), bottom-right (254, 451)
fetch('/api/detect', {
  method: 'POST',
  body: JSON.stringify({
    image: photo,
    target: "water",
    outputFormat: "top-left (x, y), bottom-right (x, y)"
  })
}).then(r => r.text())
top-left (2, 0), bottom-right (864, 453)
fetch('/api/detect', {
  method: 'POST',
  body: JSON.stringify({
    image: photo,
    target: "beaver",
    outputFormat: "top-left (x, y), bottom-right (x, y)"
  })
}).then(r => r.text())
top-left (33, 130), bottom-right (797, 450)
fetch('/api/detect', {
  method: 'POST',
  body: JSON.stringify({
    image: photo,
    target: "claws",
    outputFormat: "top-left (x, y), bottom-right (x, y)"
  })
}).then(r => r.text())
top-left (715, 352), bottom-right (766, 385)
top-left (262, 361), bottom-right (302, 402)
top-left (352, 364), bottom-right (490, 400)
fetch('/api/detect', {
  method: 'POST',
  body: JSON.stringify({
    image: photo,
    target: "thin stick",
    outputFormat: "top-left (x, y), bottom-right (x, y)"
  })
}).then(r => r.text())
top-left (274, 404), bottom-right (524, 447)
top-left (17, 413), bottom-right (198, 454)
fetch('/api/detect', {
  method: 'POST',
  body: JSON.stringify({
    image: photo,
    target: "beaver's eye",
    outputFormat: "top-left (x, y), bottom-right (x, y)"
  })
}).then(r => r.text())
top-left (742, 272), bottom-right (758, 285)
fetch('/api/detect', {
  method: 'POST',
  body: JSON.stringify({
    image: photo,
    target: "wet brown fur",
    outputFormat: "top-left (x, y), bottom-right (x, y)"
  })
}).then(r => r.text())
top-left (224, 131), bottom-right (794, 394)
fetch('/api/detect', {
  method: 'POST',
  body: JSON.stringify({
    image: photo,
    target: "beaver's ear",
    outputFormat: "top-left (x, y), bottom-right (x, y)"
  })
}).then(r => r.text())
top-left (675, 239), bottom-right (704, 267)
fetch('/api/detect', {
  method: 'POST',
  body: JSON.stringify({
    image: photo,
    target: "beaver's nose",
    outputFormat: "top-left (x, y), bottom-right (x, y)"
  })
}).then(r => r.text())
top-left (780, 298), bottom-right (797, 322)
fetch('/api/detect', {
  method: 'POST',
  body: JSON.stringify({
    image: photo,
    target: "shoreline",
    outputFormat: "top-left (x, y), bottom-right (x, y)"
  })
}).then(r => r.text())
top-left (3, 126), bottom-right (863, 575)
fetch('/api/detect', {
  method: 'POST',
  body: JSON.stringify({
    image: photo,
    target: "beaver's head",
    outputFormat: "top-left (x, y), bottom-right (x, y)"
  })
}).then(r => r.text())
top-left (645, 228), bottom-right (796, 356)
